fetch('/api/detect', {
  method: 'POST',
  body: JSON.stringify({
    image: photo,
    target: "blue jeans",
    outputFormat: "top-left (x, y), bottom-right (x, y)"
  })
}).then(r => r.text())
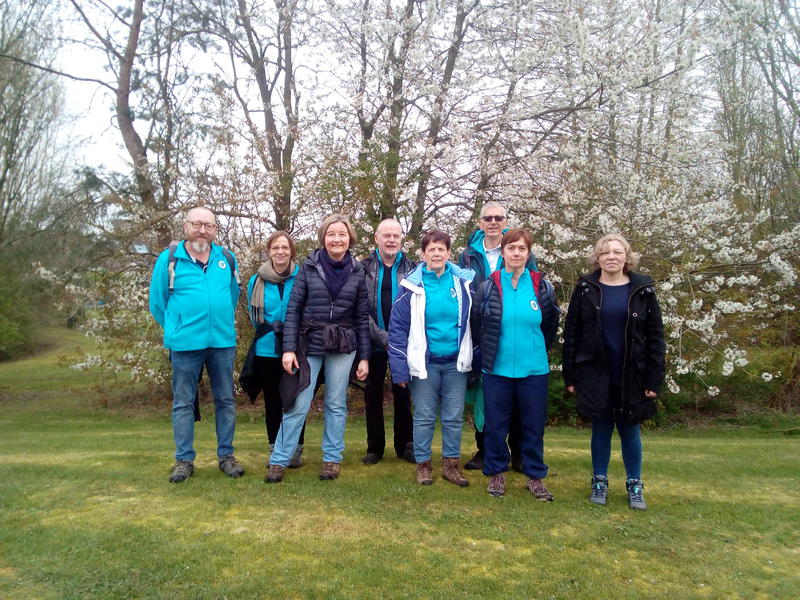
top-left (591, 386), bottom-right (643, 480)
top-left (482, 373), bottom-right (549, 479)
top-left (270, 351), bottom-right (355, 466)
top-left (170, 347), bottom-right (236, 461)
top-left (409, 360), bottom-right (467, 463)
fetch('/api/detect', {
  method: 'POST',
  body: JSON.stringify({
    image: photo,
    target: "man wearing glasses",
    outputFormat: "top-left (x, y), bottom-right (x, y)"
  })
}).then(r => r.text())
top-left (459, 202), bottom-right (537, 471)
top-left (149, 206), bottom-right (244, 483)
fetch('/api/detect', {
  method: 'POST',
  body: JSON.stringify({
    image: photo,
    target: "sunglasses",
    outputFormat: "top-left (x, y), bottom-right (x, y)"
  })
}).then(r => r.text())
top-left (481, 215), bottom-right (506, 222)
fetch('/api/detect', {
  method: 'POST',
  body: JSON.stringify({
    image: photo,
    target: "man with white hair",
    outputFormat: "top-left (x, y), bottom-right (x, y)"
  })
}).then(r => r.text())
top-left (149, 206), bottom-right (244, 483)
top-left (360, 218), bottom-right (417, 465)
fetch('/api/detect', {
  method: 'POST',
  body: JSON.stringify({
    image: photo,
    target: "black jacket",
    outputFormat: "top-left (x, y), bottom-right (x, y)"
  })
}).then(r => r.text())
top-left (361, 250), bottom-right (416, 351)
top-left (471, 269), bottom-right (560, 375)
top-left (282, 249), bottom-right (371, 359)
top-left (562, 270), bottom-right (666, 424)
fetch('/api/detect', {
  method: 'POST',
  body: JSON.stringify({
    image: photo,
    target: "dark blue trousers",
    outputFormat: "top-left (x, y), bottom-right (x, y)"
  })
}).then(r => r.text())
top-left (482, 373), bottom-right (549, 478)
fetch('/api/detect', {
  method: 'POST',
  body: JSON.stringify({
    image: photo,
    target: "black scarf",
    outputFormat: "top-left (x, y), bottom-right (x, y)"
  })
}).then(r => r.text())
top-left (318, 249), bottom-right (354, 299)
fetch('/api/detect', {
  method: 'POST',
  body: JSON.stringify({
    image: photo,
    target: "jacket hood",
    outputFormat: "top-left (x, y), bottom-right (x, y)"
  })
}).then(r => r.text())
top-left (465, 228), bottom-right (511, 253)
top-left (403, 261), bottom-right (475, 289)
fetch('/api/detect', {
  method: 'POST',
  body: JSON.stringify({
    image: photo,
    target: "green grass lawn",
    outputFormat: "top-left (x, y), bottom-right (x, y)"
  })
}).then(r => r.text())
top-left (1, 329), bottom-right (798, 599)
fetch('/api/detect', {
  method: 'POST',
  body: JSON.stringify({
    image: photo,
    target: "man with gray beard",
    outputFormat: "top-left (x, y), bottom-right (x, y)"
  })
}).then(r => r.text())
top-left (149, 206), bottom-right (244, 483)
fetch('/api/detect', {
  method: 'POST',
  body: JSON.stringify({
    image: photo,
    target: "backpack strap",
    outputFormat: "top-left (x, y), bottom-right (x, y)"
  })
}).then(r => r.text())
top-left (167, 241), bottom-right (241, 294)
top-left (220, 246), bottom-right (242, 292)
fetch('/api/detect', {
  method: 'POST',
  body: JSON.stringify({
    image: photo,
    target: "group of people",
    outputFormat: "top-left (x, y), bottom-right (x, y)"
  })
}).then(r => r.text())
top-left (149, 204), bottom-right (665, 510)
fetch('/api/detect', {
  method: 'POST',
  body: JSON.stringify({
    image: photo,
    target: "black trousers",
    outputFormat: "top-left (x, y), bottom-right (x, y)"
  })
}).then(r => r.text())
top-left (364, 351), bottom-right (413, 457)
top-left (254, 356), bottom-right (305, 447)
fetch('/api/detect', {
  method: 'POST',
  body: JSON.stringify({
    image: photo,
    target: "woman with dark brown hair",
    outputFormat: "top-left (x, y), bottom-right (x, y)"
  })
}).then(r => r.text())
top-left (471, 229), bottom-right (559, 500)
top-left (246, 231), bottom-right (306, 475)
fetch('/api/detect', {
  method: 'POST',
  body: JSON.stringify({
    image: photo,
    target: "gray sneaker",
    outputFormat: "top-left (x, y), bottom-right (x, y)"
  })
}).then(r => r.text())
top-left (169, 460), bottom-right (194, 483)
top-left (218, 455), bottom-right (244, 478)
top-left (626, 479), bottom-right (647, 510)
top-left (590, 474), bottom-right (608, 506)
top-left (288, 444), bottom-right (304, 469)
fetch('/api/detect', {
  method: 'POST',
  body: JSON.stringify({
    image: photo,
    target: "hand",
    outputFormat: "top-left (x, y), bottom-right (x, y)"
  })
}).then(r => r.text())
top-left (355, 359), bottom-right (369, 381)
top-left (644, 389), bottom-right (657, 398)
top-left (398, 382), bottom-right (407, 388)
top-left (282, 352), bottom-right (299, 375)
top-left (566, 385), bottom-right (575, 394)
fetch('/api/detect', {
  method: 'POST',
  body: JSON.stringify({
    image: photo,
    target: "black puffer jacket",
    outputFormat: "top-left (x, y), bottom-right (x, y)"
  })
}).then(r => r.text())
top-left (471, 269), bottom-right (559, 375)
top-left (282, 249), bottom-right (371, 359)
top-left (361, 250), bottom-right (416, 351)
top-left (562, 270), bottom-right (666, 424)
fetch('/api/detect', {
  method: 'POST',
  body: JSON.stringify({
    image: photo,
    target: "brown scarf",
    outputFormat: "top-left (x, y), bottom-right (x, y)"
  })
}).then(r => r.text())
top-left (249, 258), bottom-right (296, 323)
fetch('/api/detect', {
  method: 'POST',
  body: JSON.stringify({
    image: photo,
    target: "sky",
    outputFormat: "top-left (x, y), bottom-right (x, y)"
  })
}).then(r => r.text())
top-left (59, 14), bottom-right (130, 173)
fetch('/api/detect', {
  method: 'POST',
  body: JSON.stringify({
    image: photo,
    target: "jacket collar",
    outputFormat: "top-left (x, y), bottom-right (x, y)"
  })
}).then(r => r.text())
top-left (581, 269), bottom-right (654, 288)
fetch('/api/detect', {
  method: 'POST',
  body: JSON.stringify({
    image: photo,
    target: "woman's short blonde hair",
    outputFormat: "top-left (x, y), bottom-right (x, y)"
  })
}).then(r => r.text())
top-left (317, 214), bottom-right (357, 248)
top-left (587, 233), bottom-right (641, 273)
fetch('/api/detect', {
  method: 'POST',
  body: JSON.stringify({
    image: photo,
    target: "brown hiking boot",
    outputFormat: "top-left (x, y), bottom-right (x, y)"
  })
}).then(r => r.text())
top-left (526, 478), bottom-right (554, 501)
top-left (442, 457), bottom-right (469, 487)
top-left (264, 464), bottom-right (285, 484)
top-left (319, 462), bottom-right (341, 480)
top-left (415, 460), bottom-right (433, 485)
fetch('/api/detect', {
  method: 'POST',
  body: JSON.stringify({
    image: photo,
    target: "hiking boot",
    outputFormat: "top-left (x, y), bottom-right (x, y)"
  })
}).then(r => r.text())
top-left (361, 452), bottom-right (381, 465)
top-left (169, 460), bottom-right (193, 483)
top-left (399, 442), bottom-right (416, 464)
top-left (526, 478), bottom-right (554, 501)
top-left (589, 474), bottom-right (608, 506)
top-left (626, 479), bottom-right (647, 510)
top-left (415, 460), bottom-right (433, 485)
top-left (487, 473), bottom-right (506, 497)
top-left (319, 462), bottom-right (341, 481)
top-left (218, 455), bottom-right (244, 478)
top-left (442, 457), bottom-right (469, 487)
top-left (264, 464), bottom-right (285, 484)
top-left (464, 450), bottom-right (484, 470)
top-left (288, 444), bottom-right (304, 469)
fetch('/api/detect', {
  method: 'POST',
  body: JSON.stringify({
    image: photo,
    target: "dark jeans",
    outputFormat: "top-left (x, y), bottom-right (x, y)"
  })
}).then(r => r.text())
top-left (364, 351), bottom-right (413, 457)
top-left (473, 383), bottom-right (522, 463)
top-left (591, 385), bottom-right (642, 480)
top-left (254, 356), bottom-right (305, 447)
top-left (482, 373), bottom-right (549, 479)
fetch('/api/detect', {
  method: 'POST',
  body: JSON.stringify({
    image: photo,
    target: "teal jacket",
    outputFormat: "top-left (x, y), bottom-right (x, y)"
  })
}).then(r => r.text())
top-left (149, 242), bottom-right (240, 351)
top-left (246, 266), bottom-right (299, 357)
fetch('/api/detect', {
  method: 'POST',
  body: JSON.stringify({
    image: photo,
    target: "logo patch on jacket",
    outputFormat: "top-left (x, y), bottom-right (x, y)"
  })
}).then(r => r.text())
top-left (218, 260), bottom-right (227, 270)
top-left (450, 287), bottom-right (456, 298)
top-left (530, 300), bottom-right (539, 311)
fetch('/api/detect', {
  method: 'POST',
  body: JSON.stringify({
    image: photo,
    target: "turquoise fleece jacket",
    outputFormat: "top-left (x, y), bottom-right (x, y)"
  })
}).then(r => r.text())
top-left (491, 270), bottom-right (549, 378)
top-left (149, 241), bottom-right (240, 351)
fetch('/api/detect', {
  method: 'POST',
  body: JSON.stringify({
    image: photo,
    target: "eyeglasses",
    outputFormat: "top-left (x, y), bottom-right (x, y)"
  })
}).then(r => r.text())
top-left (481, 215), bottom-right (506, 222)
top-left (186, 221), bottom-right (218, 231)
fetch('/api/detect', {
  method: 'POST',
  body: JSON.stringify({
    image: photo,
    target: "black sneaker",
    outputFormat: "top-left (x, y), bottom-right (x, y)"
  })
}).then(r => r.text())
top-left (398, 442), bottom-right (416, 464)
top-left (361, 452), bottom-right (381, 465)
top-left (169, 460), bottom-right (194, 483)
top-left (464, 451), bottom-right (484, 470)
top-left (218, 455), bottom-right (244, 478)
top-left (589, 474), bottom-right (608, 506)
top-left (626, 479), bottom-right (647, 510)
